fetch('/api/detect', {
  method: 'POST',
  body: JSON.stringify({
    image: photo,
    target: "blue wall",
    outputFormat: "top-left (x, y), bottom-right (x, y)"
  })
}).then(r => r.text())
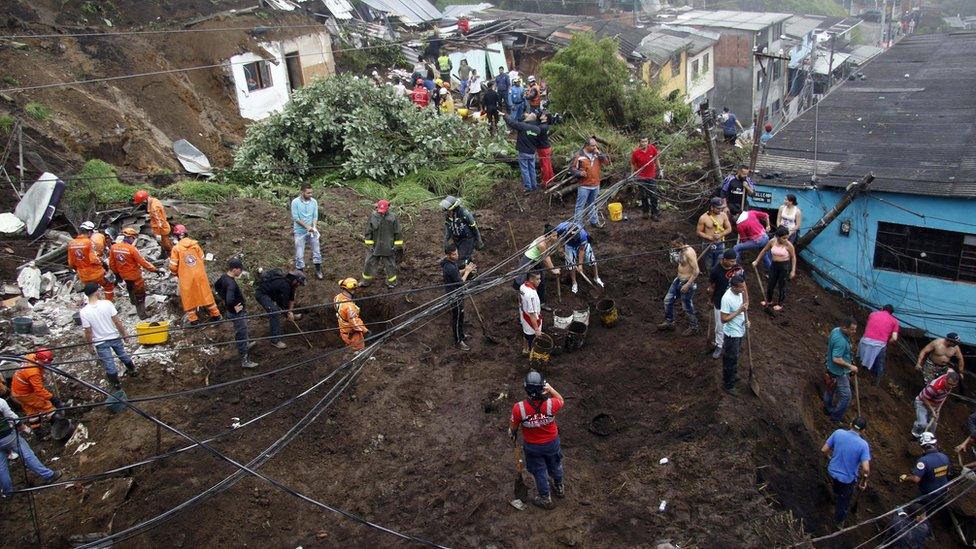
top-left (752, 183), bottom-right (976, 344)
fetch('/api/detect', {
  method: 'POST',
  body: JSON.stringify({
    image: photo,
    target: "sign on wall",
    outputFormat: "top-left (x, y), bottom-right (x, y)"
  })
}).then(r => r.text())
top-left (753, 190), bottom-right (773, 204)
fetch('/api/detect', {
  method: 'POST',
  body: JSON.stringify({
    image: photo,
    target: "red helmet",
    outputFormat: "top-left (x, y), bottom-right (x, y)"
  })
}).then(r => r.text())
top-left (764, 122), bottom-right (773, 132)
top-left (172, 224), bottom-right (188, 237)
top-left (34, 348), bottom-right (53, 364)
top-left (133, 190), bottom-right (149, 204)
top-left (376, 200), bottom-right (390, 214)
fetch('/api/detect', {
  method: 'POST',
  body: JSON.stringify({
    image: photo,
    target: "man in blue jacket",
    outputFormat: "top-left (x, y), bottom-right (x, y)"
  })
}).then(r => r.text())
top-left (822, 416), bottom-right (871, 526)
top-left (494, 67), bottom-right (510, 111)
top-left (508, 78), bottom-right (525, 121)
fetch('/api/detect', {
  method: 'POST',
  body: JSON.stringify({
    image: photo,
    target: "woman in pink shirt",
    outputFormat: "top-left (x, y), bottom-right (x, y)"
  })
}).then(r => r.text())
top-left (858, 305), bottom-right (899, 386)
top-left (732, 210), bottom-right (772, 269)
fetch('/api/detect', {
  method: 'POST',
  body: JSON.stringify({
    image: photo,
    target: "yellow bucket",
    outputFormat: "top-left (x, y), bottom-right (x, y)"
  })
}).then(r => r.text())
top-left (607, 202), bottom-right (623, 222)
top-left (136, 321), bottom-right (170, 345)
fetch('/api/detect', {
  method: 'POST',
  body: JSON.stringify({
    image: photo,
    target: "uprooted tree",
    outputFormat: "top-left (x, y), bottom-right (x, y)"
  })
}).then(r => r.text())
top-left (231, 75), bottom-right (500, 186)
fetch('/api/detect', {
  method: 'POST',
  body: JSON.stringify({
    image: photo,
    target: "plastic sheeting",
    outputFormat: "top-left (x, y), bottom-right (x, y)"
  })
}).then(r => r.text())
top-left (17, 263), bottom-right (41, 300)
top-left (0, 212), bottom-right (25, 233)
top-left (14, 172), bottom-right (65, 238)
top-left (173, 139), bottom-right (214, 177)
top-left (447, 42), bottom-right (506, 85)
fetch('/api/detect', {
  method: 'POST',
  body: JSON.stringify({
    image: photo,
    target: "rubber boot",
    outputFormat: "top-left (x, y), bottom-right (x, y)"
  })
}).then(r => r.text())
top-left (107, 373), bottom-right (122, 390)
top-left (124, 363), bottom-right (138, 378)
top-left (315, 264), bottom-right (324, 280)
top-left (135, 296), bottom-right (149, 320)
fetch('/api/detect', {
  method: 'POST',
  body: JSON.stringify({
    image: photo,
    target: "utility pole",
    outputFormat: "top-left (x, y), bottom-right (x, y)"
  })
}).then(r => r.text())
top-left (880, 0), bottom-right (889, 47)
top-left (748, 51), bottom-right (789, 174)
top-left (826, 33), bottom-right (837, 90)
top-left (794, 173), bottom-right (874, 252)
top-left (697, 101), bottom-right (723, 185)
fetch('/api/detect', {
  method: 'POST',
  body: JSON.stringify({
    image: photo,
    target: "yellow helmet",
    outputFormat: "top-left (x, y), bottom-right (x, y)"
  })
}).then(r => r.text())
top-left (339, 277), bottom-right (359, 290)
top-left (434, 78), bottom-right (444, 86)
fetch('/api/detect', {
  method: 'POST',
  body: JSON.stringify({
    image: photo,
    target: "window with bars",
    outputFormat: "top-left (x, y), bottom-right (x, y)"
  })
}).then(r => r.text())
top-left (243, 61), bottom-right (273, 92)
top-left (873, 222), bottom-right (976, 282)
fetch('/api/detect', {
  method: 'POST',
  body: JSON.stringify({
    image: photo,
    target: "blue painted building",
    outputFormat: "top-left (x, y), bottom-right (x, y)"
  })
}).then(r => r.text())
top-left (752, 33), bottom-right (976, 344)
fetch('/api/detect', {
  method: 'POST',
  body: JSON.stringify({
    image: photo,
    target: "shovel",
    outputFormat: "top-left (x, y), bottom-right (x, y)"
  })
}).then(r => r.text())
top-left (745, 312), bottom-right (760, 396)
top-left (468, 296), bottom-right (499, 344)
top-left (290, 318), bottom-right (313, 348)
top-left (512, 442), bottom-right (529, 509)
top-left (577, 270), bottom-right (604, 299)
top-left (751, 263), bottom-right (771, 314)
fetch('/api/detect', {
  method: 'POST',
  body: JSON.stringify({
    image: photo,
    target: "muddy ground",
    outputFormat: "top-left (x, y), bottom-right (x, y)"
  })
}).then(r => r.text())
top-left (1, 183), bottom-right (974, 548)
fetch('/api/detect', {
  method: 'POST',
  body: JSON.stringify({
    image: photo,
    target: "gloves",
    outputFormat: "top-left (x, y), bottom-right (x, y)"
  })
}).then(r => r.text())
top-left (476, 239), bottom-right (486, 251)
top-left (508, 428), bottom-right (516, 441)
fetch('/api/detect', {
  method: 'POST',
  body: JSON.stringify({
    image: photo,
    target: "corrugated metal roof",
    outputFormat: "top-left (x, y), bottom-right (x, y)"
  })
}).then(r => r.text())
top-left (656, 27), bottom-right (716, 54)
top-left (442, 3), bottom-right (492, 19)
top-left (847, 44), bottom-right (884, 65)
top-left (637, 31), bottom-right (692, 65)
top-left (360, 0), bottom-right (442, 25)
top-left (321, 0), bottom-right (354, 20)
top-left (813, 51), bottom-right (851, 74)
top-left (760, 33), bottom-right (976, 199)
top-left (673, 10), bottom-right (792, 32)
top-left (784, 15), bottom-right (822, 38)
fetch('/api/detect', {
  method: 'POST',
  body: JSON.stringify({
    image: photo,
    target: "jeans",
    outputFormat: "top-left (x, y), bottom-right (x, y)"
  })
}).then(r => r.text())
top-left (0, 431), bottom-right (54, 494)
top-left (713, 308), bottom-right (725, 348)
top-left (913, 397), bottom-right (939, 437)
top-left (94, 338), bottom-right (134, 376)
top-left (226, 309), bottom-right (249, 357)
top-left (636, 178), bottom-right (658, 215)
top-left (523, 437), bottom-right (563, 497)
top-left (293, 232), bottom-right (322, 271)
top-left (663, 277), bottom-right (698, 327)
top-left (734, 233), bottom-right (771, 270)
top-left (722, 336), bottom-right (743, 389)
top-left (510, 102), bottom-right (525, 121)
top-left (823, 373), bottom-right (851, 422)
top-left (517, 152), bottom-right (538, 190)
top-left (766, 260), bottom-right (791, 304)
top-left (255, 293), bottom-right (282, 343)
top-left (832, 478), bottom-right (856, 524)
top-left (704, 241), bottom-right (725, 270)
top-left (574, 186), bottom-right (600, 226)
top-left (872, 346), bottom-right (887, 386)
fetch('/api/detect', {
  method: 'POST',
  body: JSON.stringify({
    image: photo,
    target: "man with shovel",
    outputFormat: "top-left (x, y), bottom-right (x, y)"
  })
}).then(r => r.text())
top-left (821, 416), bottom-right (871, 527)
top-left (442, 244), bottom-right (476, 351)
top-left (911, 370), bottom-right (959, 439)
top-left (823, 318), bottom-right (859, 425)
top-left (508, 371), bottom-right (565, 510)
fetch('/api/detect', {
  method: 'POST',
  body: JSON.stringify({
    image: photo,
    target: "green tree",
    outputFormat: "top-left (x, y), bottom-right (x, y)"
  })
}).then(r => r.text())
top-left (540, 33), bottom-right (630, 127)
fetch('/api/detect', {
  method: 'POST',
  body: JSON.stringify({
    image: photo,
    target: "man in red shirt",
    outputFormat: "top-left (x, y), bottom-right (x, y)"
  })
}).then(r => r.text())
top-left (732, 209), bottom-right (772, 269)
top-left (411, 78), bottom-right (430, 109)
top-left (630, 137), bottom-right (662, 221)
top-left (509, 371), bottom-right (565, 509)
top-left (913, 370), bottom-right (959, 438)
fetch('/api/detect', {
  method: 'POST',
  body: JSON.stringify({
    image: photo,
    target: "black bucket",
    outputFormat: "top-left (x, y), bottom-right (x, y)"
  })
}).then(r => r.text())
top-left (50, 417), bottom-right (75, 442)
top-left (564, 321), bottom-right (588, 353)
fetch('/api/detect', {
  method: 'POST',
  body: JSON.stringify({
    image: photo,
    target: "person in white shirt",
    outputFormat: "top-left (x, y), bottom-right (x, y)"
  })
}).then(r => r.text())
top-left (520, 271), bottom-right (543, 356)
top-left (0, 398), bottom-right (60, 494)
top-left (79, 282), bottom-right (136, 390)
top-left (720, 275), bottom-right (749, 394)
top-left (466, 70), bottom-right (482, 109)
top-left (393, 77), bottom-right (407, 96)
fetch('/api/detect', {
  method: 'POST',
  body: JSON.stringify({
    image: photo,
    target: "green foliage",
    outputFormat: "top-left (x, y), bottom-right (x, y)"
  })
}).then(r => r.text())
top-left (334, 40), bottom-right (408, 74)
top-left (65, 159), bottom-right (137, 209)
top-left (24, 101), bottom-right (52, 121)
top-left (714, 0), bottom-right (847, 16)
top-left (540, 33), bottom-right (630, 128)
top-left (2, 76), bottom-right (19, 86)
top-left (162, 180), bottom-right (238, 203)
top-left (234, 75), bottom-right (494, 185)
top-left (0, 115), bottom-right (13, 134)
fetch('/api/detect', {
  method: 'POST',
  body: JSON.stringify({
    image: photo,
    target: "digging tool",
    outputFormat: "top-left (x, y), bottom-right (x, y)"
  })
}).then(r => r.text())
top-left (290, 318), bottom-right (313, 348)
top-left (512, 441), bottom-right (529, 508)
top-left (751, 263), bottom-right (770, 312)
top-left (746, 311), bottom-right (760, 396)
top-left (468, 296), bottom-right (499, 344)
top-left (853, 372), bottom-right (861, 417)
top-left (576, 270), bottom-right (604, 298)
top-left (511, 190), bottom-right (525, 213)
top-left (507, 221), bottom-right (518, 251)
top-left (703, 306), bottom-right (714, 355)
top-left (556, 273), bottom-right (562, 303)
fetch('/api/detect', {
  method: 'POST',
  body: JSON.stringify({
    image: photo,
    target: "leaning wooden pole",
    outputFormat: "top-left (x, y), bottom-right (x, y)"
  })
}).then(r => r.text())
top-left (794, 173), bottom-right (874, 253)
top-left (698, 101), bottom-right (723, 185)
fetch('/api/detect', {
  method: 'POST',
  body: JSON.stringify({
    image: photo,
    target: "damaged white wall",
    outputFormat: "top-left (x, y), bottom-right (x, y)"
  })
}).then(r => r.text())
top-left (229, 51), bottom-right (291, 121)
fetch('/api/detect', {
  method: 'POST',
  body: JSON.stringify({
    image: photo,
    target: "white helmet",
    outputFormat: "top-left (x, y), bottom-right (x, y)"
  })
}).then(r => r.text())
top-left (919, 432), bottom-right (937, 446)
top-left (528, 75), bottom-right (536, 83)
top-left (80, 221), bottom-right (95, 231)
top-left (439, 195), bottom-right (461, 211)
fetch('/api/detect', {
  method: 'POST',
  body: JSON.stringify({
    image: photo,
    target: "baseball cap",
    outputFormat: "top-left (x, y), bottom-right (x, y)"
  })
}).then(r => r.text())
top-left (723, 249), bottom-right (737, 259)
top-left (227, 258), bottom-right (244, 270)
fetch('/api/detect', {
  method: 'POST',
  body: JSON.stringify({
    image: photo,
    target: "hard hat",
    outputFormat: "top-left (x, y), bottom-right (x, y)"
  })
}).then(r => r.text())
top-left (376, 199), bottom-right (390, 214)
top-left (33, 348), bottom-right (53, 364)
top-left (122, 227), bottom-right (139, 237)
top-left (79, 221), bottom-right (95, 231)
top-left (439, 195), bottom-right (460, 211)
top-left (528, 75), bottom-right (536, 83)
top-left (339, 277), bottom-right (359, 290)
top-left (133, 190), bottom-right (149, 204)
top-left (172, 224), bottom-right (188, 237)
top-left (439, 88), bottom-right (448, 95)
top-left (435, 78), bottom-right (443, 86)
top-left (523, 370), bottom-right (546, 399)
top-left (764, 122), bottom-right (773, 132)
top-left (919, 432), bottom-right (937, 446)
top-left (103, 226), bottom-right (118, 241)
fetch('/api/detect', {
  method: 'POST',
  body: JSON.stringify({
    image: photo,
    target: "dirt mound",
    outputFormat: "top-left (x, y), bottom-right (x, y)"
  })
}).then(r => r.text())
top-left (1, 186), bottom-right (974, 547)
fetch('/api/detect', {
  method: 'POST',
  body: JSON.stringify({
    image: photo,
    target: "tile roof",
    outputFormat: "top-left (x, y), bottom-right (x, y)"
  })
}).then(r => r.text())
top-left (759, 33), bottom-right (976, 198)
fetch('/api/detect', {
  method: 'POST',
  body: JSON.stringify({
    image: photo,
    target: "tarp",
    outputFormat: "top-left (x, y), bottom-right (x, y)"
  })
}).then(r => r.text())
top-left (447, 42), bottom-right (506, 83)
top-left (173, 139), bottom-right (214, 177)
top-left (322, 0), bottom-right (354, 19)
top-left (14, 172), bottom-right (64, 238)
top-left (0, 212), bottom-right (25, 233)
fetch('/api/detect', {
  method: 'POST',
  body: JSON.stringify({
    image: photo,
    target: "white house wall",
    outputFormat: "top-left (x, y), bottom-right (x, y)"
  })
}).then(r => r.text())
top-left (685, 46), bottom-right (715, 104)
top-left (278, 33), bottom-right (336, 84)
top-left (229, 51), bottom-right (290, 121)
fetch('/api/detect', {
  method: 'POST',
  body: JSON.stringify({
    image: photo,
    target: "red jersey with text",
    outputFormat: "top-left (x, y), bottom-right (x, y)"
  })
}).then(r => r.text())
top-left (511, 396), bottom-right (564, 444)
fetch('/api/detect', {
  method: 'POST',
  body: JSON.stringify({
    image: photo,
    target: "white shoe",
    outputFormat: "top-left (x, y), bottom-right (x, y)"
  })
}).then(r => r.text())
top-left (595, 277), bottom-right (604, 288)
top-left (7, 451), bottom-right (18, 461)
top-left (571, 283), bottom-right (578, 294)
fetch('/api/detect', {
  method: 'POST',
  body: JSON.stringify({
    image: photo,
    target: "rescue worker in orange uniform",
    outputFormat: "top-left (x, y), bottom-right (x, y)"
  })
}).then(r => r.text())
top-left (334, 278), bottom-right (368, 350)
top-left (109, 227), bottom-right (158, 319)
top-left (10, 348), bottom-right (61, 425)
top-left (168, 224), bottom-right (221, 324)
top-left (133, 190), bottom-right (172, 256)
top-left (68, 221), bottom-right (114, 301)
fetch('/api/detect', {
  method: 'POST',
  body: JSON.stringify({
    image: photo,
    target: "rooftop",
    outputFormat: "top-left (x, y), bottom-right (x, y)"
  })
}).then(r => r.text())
top-left (359, 0), bottom-right (442, 25)
top-left (758, 33), bottom-right (976, 199)
top-left (671, 10), bottom-right (792, 32)
top-left (636, 31), bottom-right (693, 64)
top-left (657, 27), bottom-right (718, 54)
top-left (784, 15), bottom-right (823, 38)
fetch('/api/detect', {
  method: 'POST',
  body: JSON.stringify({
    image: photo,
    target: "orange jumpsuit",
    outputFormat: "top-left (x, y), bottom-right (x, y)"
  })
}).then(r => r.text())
top-left (11, 354), bottom-right (55, 418)
top-left (148, 197), bottom-right (173, 254)
top-left (109, 241), bottom-right (157, 301)
top-left (334, 292), bottom-right (368, 350)
top-left (169, 237), bottom-right (219, 322)
top-left (68, 234), bottom-right (114, 301)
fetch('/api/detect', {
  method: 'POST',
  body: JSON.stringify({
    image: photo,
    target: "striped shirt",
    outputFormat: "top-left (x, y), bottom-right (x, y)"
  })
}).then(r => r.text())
top-left (919, 370), bottom-right (955, 407)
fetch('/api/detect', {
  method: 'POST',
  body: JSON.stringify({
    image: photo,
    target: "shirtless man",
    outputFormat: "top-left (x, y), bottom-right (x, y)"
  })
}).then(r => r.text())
top-left (917, 333), bottom-right (965, 383)
top-left (696, 197), bottom-right (732, 269)
top-left (659, 233), bottom-right (700, 335)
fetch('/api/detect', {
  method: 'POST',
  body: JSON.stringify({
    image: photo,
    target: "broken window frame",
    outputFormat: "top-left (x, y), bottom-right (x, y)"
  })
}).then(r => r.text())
top-left (243, 60), bottom-right (273, 92)
top-left (873, 221), bottom-right (976, 282)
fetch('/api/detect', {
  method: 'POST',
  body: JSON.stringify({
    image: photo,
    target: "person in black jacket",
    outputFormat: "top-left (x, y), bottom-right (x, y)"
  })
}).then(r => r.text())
top-left (442, 244), bottom-right (477, 350)
top-left (255, 268), bottom-right (306, 349)
top-left (214, 258), bottom-right (258, 369)
top-left (505, 112), bottom-right (544, 192)
top-left (482, 81), bottom-right (501, 135)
